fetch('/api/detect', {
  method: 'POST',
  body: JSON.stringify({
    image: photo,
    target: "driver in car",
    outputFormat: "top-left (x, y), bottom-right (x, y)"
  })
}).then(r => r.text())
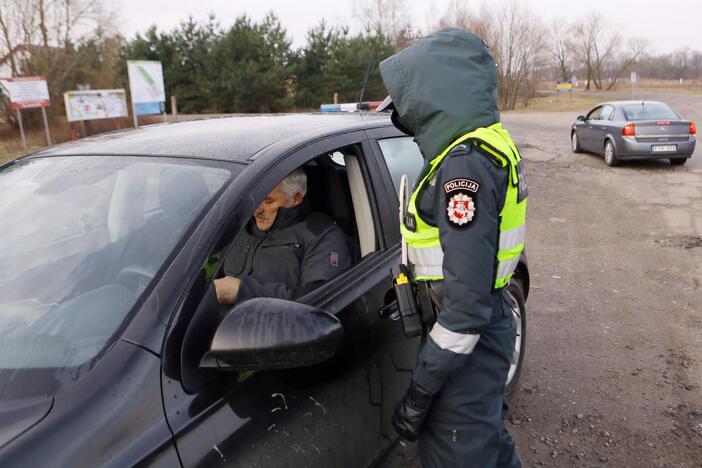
top-left (213, 168), bottom-right (352, 305)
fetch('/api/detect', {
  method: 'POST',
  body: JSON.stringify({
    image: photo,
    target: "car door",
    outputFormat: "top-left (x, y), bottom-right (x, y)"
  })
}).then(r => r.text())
top-left (591, 105), bottom-right (615, 154)
top-left (580, 105), bottom-right (603, 152)
top-left (159, 131), bottom-right (413, 467)
top-left (364, 125), bottom-right (429, 439)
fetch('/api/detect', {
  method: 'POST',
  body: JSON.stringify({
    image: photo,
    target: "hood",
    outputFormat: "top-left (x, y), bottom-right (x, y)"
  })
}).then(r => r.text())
top-left (379, 28), bottom-right (500, 160)
top-left (0, 396), bottom-right (53, 449)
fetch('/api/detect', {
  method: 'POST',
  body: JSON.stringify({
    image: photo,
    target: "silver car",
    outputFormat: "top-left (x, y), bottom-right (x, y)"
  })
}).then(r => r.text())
top-left (571, 100), bottom-right (696, 166)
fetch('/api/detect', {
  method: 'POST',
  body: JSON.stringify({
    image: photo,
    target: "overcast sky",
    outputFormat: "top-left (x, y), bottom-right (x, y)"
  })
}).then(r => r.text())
top-left (114, 0), bottom-right (701, 55)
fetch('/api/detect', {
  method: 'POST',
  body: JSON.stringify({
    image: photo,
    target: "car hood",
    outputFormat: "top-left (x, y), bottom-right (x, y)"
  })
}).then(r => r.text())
top-left (0, 397), bottom-right (54, 449)
top-left (379, 28), bottom-right (500, 161)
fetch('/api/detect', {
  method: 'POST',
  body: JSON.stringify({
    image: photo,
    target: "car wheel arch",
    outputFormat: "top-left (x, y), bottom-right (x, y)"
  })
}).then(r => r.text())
top-left (605, 135), bottom-right (618, 149)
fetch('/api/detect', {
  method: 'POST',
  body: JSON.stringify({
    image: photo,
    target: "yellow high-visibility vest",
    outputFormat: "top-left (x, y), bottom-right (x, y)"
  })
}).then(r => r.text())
top-left (401, 122), bottom-right (527, 288)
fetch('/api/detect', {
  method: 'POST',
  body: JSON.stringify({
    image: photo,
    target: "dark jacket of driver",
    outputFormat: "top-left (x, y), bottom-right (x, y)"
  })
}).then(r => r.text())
top-left (222, 199), bottom-right (352, 302)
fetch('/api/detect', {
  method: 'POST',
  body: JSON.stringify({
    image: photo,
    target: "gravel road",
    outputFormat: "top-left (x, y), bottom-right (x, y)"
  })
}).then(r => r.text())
top-left (500, 106), bottom-right (702, 467)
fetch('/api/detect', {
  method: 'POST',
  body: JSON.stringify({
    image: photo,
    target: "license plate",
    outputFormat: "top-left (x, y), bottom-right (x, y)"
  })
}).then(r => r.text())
top-left (652, 144), bottom-right (676, 152)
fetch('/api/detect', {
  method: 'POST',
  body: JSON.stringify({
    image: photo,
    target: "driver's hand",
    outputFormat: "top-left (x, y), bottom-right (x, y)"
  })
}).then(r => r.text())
top-left (214, 276), bottom-right (241, 304)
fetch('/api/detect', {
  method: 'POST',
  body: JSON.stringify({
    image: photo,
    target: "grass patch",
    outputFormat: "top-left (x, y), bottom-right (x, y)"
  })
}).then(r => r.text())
top-left (511, 93), bottom-right (603, 113)
top-left (0, 130), bottom-right (50, 163)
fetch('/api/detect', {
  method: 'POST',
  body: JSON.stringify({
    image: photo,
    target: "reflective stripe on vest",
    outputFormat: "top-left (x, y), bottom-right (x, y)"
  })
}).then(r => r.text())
top-left (408, 244), bottom-right (443, 278)
top-left (401, 122), bottom-right (527, 288)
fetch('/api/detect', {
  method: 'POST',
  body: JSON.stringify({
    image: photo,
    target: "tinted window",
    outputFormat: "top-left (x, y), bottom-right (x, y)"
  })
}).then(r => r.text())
top-left (378, 137), bottom-right (425, 194)
top-left (0, 156), bottom-right (232, 372)
top-left (622, 103), bottom-right (679, 121)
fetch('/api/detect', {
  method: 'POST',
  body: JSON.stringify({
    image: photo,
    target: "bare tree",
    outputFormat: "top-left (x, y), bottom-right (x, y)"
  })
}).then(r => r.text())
top-left (605, 38), bottom-right (646, 90)
top-left (353, 0), bottom-right (417, 49)
top-left (689, 51), bottom-right (702, 80)
top-left (0, 5), bottom-right (19, 75)
top-left (0, 0), bottom-right (37, 76)
top-left (435, 0), bottom-right (475, 30)
top-left (473, 2), bottom-right (546, 110)
top-left (571, 13), bottom-right (627, 91)
top-left (571, 14), bottom-right (596, 90)
top-left (548, 18), bottom-right (572, 82)
top-left (432, 1), bottom-right (546, 110)
top-left (0, 0), bottom-right (117, 127)
top-left (671, 47), bottom-right (691, 79)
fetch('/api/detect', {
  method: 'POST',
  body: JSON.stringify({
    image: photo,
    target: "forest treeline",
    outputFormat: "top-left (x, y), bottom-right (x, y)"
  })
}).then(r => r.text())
top-left (1, 0), bottom-right (700, 121)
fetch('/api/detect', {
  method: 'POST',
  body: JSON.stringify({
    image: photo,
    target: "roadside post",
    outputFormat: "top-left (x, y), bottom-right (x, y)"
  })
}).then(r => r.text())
top-left (171, 95), bottom-right (178, 122)
top-left (0, 76), bottom-right (52, 152)
top-left (631, 72), bottom-right (639, 99)
top-left (127, 60), bottom-right (166, 128)
top-left (555, 81), bottom-right (573, 102)
top-left (64, 89), bottom-right (129, 138)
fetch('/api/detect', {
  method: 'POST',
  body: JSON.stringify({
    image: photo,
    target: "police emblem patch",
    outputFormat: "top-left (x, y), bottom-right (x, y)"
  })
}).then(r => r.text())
top-left (446, 193), bottom-right (475, 226)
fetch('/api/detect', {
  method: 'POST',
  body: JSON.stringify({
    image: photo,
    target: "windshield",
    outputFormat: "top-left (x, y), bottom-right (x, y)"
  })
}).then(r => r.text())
top-left (622, 103), bottom-right (679, 121)
top-left (0, 156), bottom-right (232, 391)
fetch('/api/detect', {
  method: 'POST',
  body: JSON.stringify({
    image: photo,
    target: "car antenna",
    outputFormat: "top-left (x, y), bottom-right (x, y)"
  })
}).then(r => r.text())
top-left (358, 60), bottom-right (372, 104)
top-left (358, 36), bottom-right (379, 105)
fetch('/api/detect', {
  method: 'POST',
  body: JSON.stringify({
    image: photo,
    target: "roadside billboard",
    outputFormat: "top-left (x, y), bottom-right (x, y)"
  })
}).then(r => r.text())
top-left (127, 60), bottom-right (165, 117)
top-left (64, 89), bottom-right (128, 122)
top-left (0, 76), bottom-right (50, 109)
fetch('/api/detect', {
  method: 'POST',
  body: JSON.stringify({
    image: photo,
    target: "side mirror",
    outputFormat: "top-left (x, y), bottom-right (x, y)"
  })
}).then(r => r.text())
top-left (577, 115), bottom-right (586, 121)
top-left (200, 298), bottom-right (343, 371)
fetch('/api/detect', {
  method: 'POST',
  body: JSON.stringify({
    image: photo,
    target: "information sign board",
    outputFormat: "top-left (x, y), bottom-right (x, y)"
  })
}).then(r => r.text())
top-left (64, 89), bottom-right (128, 122)
top-left (127, 60), bottom-right (165, 122)
top-left (0, 76), bottom-right (50, 109)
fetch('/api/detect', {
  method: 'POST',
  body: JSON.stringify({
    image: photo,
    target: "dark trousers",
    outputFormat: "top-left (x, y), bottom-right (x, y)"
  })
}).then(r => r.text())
top-left (418, 289), bottom-right (521, 468)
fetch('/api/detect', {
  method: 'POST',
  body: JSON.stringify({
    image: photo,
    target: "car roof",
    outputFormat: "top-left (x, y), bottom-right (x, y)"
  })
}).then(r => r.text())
top-left (598, 100), bottom-right (669, 108)
top-left (29, 113), bottom-right (392, 163)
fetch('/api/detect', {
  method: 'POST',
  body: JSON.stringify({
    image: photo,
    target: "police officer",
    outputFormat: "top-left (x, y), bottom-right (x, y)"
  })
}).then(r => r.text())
top-left (378, 29), bottom-right (526, 467)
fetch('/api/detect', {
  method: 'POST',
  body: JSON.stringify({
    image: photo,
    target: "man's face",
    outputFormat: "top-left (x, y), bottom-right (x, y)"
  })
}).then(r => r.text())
top-left (254, 185), bottom-right (301, 231)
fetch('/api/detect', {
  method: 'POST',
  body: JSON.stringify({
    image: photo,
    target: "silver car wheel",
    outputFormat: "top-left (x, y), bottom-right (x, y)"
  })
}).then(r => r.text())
top-left (604, 141), bottom-right (616, 166)
top-left (506, 289), bottom-right (523, 386)
top-left (571, 133), bottom-right (578, 152)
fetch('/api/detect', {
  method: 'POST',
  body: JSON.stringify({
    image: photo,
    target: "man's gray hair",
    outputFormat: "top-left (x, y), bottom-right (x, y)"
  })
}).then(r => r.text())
top-left (279, 168), bottom-right (307, 200)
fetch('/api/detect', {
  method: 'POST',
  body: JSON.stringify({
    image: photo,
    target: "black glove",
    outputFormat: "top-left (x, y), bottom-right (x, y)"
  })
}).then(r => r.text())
top-left (391, 380), bottom-right (435, 441)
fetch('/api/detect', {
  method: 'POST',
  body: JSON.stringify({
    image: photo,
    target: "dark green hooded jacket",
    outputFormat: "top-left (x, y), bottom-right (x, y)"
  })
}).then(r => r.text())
top-left (380, 29), bottom-right (516, 395)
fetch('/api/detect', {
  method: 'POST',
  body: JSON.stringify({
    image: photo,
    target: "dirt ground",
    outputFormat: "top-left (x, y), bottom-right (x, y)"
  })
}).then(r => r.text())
top-left (501, 101), bottom-right (702, 467)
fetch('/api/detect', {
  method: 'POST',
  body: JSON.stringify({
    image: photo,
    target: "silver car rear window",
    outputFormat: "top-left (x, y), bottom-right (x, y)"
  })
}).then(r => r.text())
top-left (622, 103), bottom-right (679, 121)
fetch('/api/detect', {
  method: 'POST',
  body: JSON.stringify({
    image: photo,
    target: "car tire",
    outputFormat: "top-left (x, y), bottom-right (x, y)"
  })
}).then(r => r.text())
top-left (504, 280), bottom-right (526, 399)
top-left (571, 131), bottom-right (582, 153)
top-left (670, 157), bottom-right (687, 166)
top-left (604, 140), bottom-right (618, 166)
